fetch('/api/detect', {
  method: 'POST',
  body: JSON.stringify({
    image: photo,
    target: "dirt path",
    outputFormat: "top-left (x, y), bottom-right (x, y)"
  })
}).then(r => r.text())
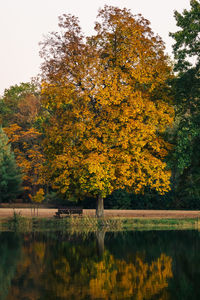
top-left (0, 208), bottom-right (200, 219)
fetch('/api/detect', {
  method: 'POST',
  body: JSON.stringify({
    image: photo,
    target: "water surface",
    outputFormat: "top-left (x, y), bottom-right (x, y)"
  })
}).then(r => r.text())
top-left (0, 230), bottom-right (200, 299)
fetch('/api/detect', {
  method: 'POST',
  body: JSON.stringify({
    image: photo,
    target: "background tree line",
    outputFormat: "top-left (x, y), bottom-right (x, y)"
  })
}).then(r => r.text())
top-left (0, 1), bottom-right (199, 213)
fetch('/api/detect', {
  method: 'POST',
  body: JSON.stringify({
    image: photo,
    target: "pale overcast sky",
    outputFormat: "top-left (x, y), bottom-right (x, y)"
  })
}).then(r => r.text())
top-left (0, 0), bottom-right (190, 96)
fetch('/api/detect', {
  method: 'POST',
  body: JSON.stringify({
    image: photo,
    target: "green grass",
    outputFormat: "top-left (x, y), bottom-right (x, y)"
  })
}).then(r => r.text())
top-left (121, 217), bottom-right (197, 230)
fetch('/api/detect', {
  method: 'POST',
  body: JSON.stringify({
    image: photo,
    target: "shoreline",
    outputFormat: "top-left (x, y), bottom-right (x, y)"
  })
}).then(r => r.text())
top-left (0, 210), bottom-right (200, 232)
top-left (0, 208), bottom-right (200, 219)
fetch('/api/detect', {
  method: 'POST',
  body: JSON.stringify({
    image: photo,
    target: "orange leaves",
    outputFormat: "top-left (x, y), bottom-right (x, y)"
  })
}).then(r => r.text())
top-left (4, 124), bottom-right (22, 142)
top-left (5, 124), bottom-right (41, 144)
top-left (5, 123), bottom-right (44, 193)
top-left (15, 94), bottom-right (40, 127)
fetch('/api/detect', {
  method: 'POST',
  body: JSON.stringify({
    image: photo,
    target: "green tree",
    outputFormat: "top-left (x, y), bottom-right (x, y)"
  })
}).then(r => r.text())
top-left (0, 82), bottom-right (39, 127)
top-left (169, 0), bottom-right (200, 201)
top-left (0, 127), bottom-right (22, 202)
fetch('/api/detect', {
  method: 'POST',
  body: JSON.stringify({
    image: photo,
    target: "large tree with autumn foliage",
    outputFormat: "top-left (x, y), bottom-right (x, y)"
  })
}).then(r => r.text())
top-left (40, 6), bottom-right (174, 216)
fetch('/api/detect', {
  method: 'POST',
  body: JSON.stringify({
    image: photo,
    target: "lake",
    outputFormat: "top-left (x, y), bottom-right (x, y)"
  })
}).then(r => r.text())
top-left (0, 229), bottom-right (200, 299)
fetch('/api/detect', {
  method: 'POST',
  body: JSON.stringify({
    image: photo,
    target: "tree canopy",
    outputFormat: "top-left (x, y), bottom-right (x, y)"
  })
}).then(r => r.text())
top-left (0, 83), bottom-right (44, 201)
top-left (0, 127), bottom-right (22, 202)
top-left (169, 0), bottom-right (200, 200)
top-left (40, 6), bottom-right (174, 216)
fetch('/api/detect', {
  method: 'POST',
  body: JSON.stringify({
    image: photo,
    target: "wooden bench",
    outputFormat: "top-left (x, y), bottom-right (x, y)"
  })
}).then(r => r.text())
top-left (54, 207), bottom-right (83, 218)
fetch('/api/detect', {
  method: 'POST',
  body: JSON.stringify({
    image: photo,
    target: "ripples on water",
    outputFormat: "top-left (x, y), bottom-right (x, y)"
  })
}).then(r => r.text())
top-left (0, 230), bottom-right (200, 299)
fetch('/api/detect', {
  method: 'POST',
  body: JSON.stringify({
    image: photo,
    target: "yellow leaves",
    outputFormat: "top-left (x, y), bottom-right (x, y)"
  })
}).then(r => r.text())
top-left (31, 188), bottom-right (45, 203)
top-left (41, 6), bottom-right (174, 200)
top-left (83, 138), bottom-right (99, 151)
top-left (42, 81), bottom-right (76, 109)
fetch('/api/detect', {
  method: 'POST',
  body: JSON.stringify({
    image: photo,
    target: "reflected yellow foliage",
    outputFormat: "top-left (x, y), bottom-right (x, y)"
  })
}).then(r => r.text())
top-left (33, 241), bottom-right (46, 262)
top-left (89, 252), bottom-right (172, 299)
top-left (6, 236), bottom-right (173, 300)
top-left (46, 251), bottom-right (172, 299)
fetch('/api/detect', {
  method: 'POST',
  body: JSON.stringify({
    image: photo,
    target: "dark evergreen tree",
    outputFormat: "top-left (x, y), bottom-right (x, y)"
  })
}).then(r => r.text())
top-left (0, 127), bottom-right (22, 202)
top-left (169, 0), bottom-right (200, 203)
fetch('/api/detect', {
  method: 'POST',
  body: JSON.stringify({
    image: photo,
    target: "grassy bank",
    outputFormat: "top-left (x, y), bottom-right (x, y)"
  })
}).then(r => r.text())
top-left (0, 212), bottom-right (199, 232)
top-left (122, 217), bottom-right (198, 230)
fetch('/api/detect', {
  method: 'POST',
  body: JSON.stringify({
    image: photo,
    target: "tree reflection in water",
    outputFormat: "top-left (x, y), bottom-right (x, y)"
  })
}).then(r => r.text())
top-left (0, 232), bottom-right (22, 300)
top-left (2, 230), bottom-right (200, 300)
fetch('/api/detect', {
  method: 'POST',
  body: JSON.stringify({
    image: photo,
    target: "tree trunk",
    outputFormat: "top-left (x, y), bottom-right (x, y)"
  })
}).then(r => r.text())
top-left (96, 230), bottom-right (105, 257)
top-left (96, 194), bottom-right (104, 218)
